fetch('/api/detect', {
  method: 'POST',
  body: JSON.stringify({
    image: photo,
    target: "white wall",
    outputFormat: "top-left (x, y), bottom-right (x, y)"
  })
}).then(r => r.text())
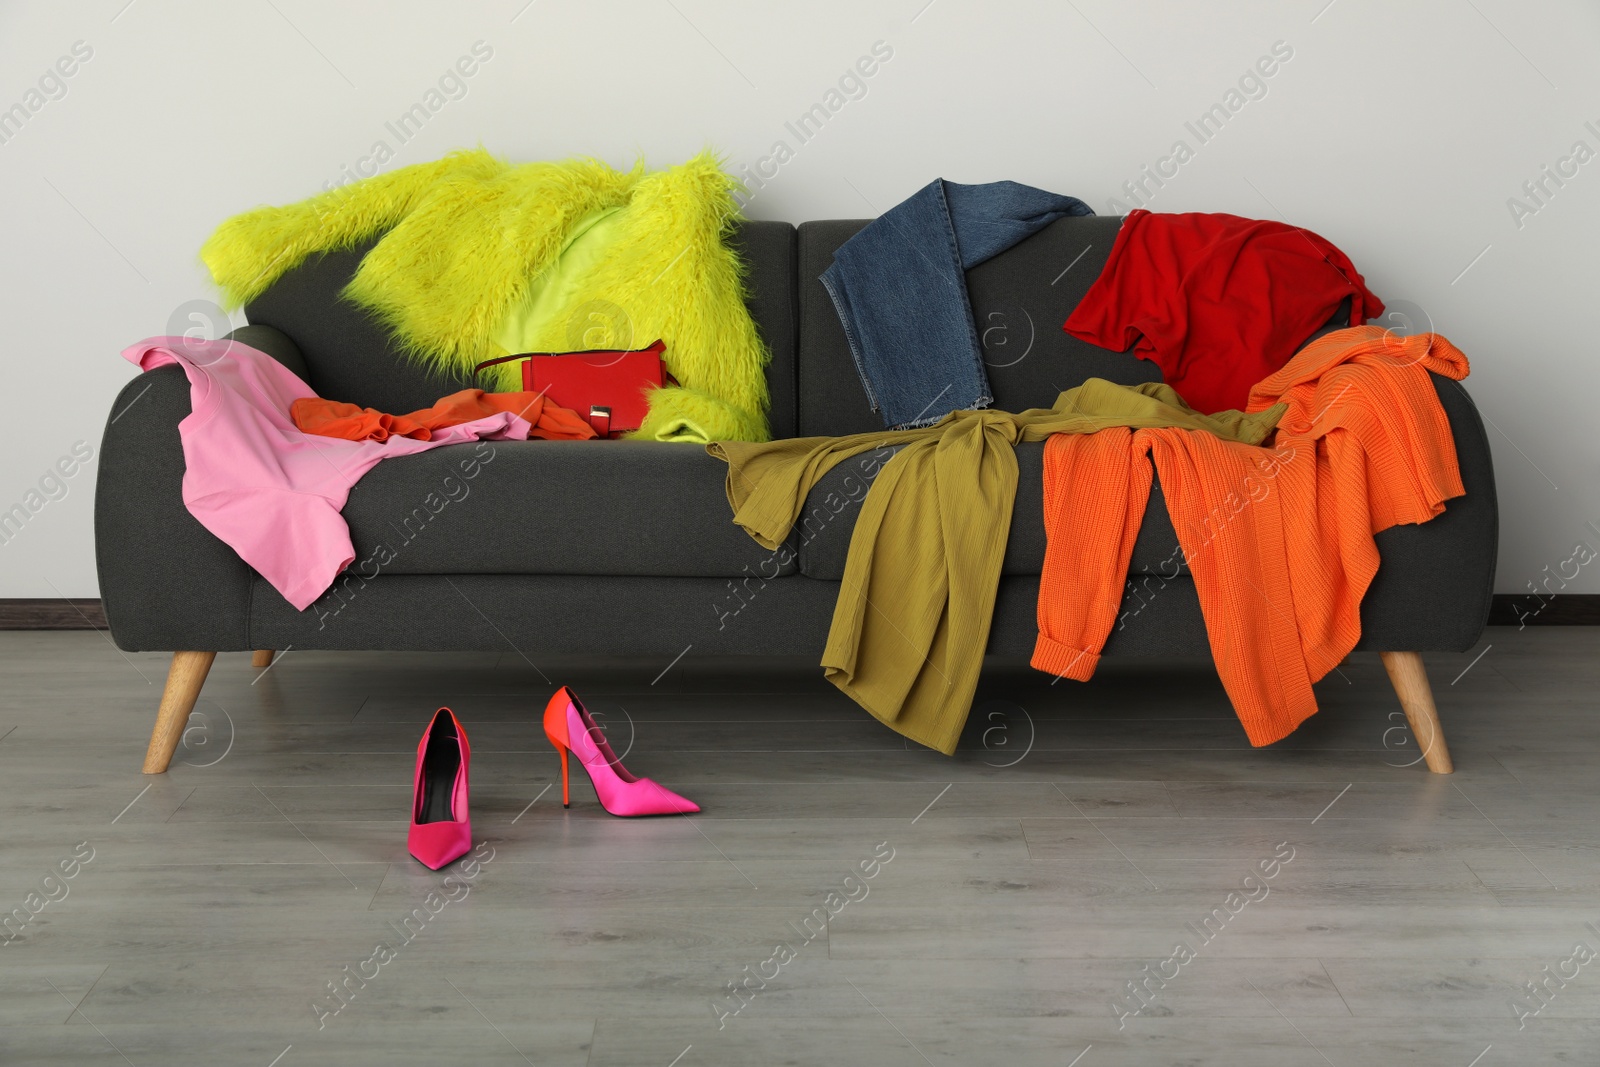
top-left (2, 0), bottom-right (1596, 597)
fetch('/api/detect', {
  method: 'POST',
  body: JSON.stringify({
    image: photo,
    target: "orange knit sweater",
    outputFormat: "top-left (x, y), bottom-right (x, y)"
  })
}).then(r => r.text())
top-left (1032, 327), bottom-right (1469, 745)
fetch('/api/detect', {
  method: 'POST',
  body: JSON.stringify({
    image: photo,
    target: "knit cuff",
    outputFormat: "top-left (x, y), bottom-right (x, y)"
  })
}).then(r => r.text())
top-left (1030, 635), bottom-right (1100, 681)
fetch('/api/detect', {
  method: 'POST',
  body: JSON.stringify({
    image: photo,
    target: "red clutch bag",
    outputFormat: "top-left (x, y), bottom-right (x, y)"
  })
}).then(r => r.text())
top-left (473, 339), bottom-right (673, 438)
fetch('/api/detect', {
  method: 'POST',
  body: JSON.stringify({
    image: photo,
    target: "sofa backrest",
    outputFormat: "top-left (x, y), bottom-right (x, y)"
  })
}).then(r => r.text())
top-left (243, 220), bottom-right (801, 439)
top-left (242, 214), bottom-right (1172, 441)
top-left (794, 216), bottom-right (1159, 437)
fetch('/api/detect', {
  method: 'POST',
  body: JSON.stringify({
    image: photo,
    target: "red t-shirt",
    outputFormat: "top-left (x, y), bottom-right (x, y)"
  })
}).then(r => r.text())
top-left (1064, 210), bottom-right (1384, 414)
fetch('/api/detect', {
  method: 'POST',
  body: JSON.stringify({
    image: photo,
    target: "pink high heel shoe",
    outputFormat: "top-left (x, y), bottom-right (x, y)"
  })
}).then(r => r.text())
top-left (543, 686), bottom-right (699, 816)
top-left (408, 708), bottom-right (472, 869)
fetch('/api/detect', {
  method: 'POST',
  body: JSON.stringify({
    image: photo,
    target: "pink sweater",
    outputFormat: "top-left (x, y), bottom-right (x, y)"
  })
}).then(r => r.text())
top-left (124, 337), bottom-right (532, 611)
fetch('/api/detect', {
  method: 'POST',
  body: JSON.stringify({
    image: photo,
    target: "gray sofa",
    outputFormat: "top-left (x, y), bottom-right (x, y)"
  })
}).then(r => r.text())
top-left (96, 217), bottom-right (1497, 774)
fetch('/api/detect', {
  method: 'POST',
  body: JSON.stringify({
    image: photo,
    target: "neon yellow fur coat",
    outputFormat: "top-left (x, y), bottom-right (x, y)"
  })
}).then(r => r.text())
top-left (201, 149), bottom-right (770, 442)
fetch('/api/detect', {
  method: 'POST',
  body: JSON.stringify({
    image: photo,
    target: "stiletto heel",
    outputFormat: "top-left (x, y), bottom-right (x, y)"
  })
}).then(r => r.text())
top-left (407, 708), bottom-right (472, 869)
top-left (542, 686), bottom-right (698, 817)
top-left (559, 748), bottom-right (570, 808)
top-left (542, 693), bottom-right (572, 808)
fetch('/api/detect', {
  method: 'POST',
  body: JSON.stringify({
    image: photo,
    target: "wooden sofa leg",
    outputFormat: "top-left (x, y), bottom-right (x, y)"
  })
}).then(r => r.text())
top-left (143, 651), bottom-right (217, 774)
top-left (251, 650), bottom-right (275, 668)
top-left (1379, 651), bottom-right (1454, 774)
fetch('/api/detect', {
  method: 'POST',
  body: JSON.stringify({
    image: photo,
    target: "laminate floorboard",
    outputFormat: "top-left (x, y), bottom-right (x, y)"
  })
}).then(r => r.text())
top-left (3, 629), bottom-right (1599, 1064)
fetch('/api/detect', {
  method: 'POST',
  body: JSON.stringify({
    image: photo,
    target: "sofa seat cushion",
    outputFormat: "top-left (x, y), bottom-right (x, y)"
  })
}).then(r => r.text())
top-left (340, 439), bottom-right (795, 579)
top-left (794, 440), bottom-right (1185, 580)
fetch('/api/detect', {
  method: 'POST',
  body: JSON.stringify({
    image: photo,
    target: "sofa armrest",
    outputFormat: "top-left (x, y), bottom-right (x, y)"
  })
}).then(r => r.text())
top-left (94, 364), bottom-right (254, 652)
top-left (1356, 372), bottom-right (1499, 651)
top-left (225, 324), bottom-right (308, 381)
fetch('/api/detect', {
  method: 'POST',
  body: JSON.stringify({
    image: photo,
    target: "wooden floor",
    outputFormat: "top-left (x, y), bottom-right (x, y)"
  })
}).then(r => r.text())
top-left (2, 628), bottom-right (1598, 1065)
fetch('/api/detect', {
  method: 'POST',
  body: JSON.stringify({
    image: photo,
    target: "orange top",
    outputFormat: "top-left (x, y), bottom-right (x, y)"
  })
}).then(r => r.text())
top-left (1033, 327), bottom-right (1468, 746)
top-left (291, 389), bottom-right (597, 443)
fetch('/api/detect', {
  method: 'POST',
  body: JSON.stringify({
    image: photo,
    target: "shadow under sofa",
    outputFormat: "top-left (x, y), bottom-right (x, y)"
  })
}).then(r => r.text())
top-left (94, 217), bottom-right (1498, 775)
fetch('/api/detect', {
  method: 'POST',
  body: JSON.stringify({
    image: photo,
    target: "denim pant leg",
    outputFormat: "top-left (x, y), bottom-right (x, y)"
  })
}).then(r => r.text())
top-left (821, 181), bottom-right (983, 429)
top-left (821, 179), bottom-right (1092, 430)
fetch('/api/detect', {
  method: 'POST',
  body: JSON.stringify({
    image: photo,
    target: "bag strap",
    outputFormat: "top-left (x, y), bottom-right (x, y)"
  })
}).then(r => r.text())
top-left (470, 352), bottom-right (527, 384)
top-left (474, 340), bottom-right (666, 373)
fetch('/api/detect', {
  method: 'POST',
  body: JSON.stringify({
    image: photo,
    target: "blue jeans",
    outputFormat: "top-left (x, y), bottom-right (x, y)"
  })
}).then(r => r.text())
top-left (820, 179), bottom-right (1093, 429)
